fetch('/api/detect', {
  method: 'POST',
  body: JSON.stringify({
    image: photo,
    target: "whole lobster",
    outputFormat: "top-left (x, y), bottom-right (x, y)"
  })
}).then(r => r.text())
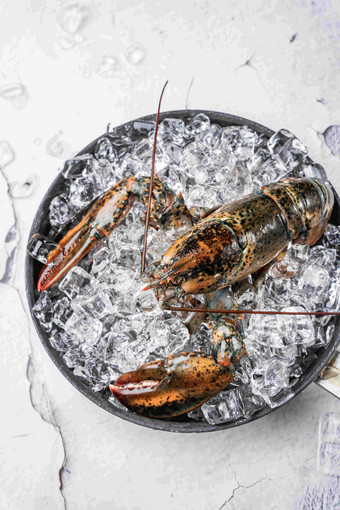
top-left (37, 170), bottom-right (334, 418)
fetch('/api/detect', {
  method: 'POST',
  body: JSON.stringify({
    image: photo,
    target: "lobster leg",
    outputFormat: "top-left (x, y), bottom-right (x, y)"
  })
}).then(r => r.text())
top-left (110, 318), bottom-right (246, 418)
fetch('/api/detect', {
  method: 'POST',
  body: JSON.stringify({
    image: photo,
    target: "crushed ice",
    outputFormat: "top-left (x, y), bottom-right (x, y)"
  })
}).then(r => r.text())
top-left (29, 114), bottom-right (340, 424)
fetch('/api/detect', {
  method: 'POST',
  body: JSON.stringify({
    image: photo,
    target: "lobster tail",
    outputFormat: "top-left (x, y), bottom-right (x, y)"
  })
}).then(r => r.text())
top-left (262, 178), bottom-right (334, 246)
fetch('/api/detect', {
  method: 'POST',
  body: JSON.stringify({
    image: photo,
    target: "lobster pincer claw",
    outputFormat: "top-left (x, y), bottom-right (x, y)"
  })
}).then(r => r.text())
top-left (109, 352), bottom-right (235, 418)
top-left (37, 220), bottom-right (102, 291)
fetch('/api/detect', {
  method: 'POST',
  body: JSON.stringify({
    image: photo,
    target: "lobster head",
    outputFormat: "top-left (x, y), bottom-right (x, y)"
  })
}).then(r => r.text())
top-left (144, 218), bottom-right (242, 298)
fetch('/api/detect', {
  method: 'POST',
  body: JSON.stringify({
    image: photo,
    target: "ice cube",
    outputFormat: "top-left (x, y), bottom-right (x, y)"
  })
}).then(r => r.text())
top-left (285, 243), bottom-right (310, 264)
top-left (250, 358), bottom-right (291, 406)
top-left (91, 247), bottom-right (114, 275)
top-left (64, 310), bottom-right (102, 346)
top-left (201, 124), bottom-right (222, 149)
top-left (49, 329), bottom-right (72, 353)
top-left (180, 141), bottom-right (208, 168)
top-left (83, 158), bottom-right (115, 193)
top-left (62, 154), bottom-right (94, 180)
top-left (201, 389), bottom-right (241, 424)
top-left (115, 244), bottom-right (141, 269)
top-left (221, 126), bottom-right (258, 161)
top-left (109, 266), bottom-right (139, 295)
top-left (268, 129), bottom-right (308, 172)
top-left (260, 277), bottom-right (293, 308)
top-left (27, 234), bottom-right (60, 264)
top-left (78, 359), bottom-right (117, 392)
top-left (133, 120), bottom-right (156, 137)
top-left (157, 165), bottom-right (186, 195)
top-left (97, 330), bottom-right (131, 366)
top-left (150, 315), bottom-right (190, 357)
top-left (146, 229), bottom-right (172, 262)
top-left (306, 246), bottom-right (337, 269)
top-left (237, 387), bottom-right (266, 419)
top-left (267, 129), bottom-right (295, 154)
top-left (63, 343), bottom-right (93, 368)
top-left (250, 151), bottom-right (287, 187)
top-left (49, 193), bottom-right (75, 229)
top-left (186, 184), bottom-right (219, 209)
top-left (325, 266), bottom-right (340, 312)
top-left (74, 287), bottom-right (114, 320)
top-left (53, 296), bottom-right (73, 328)
top-left (59, 266), bottom-right (97, 299)
top-left (282, 306), bottom-right (315, 346)
top-left (95, 137), bottom-right (116, 163)
top-left (159, 118), bottom-right (186, 146)
top-left (322, 224), bottom-right (340, 248)
top-left (267, 257), bottom-right (299, 280)
top-left (102, 330), bottom-right (140, 372)
top-left (185, 113), bottom-right (210, 139)
top-left (135, 289), bottom-right (161, 316)
top-left (294, 265), bottom-right (330, 309)
top-left (221, 164), bottom-right (253, 199)
top-left (247, 313), bottom-right (286, 348)
top-left (69, 175), bottom-right (96, 208)
top-left (32, 293), bottom-right (53, 332)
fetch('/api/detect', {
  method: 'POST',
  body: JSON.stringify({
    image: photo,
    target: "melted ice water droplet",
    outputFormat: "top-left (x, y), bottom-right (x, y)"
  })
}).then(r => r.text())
top-left (0, 141), bottom-right (15, 168)
top-left (46, 131), bottom-right (69, 158)
top-left (125, 44), bottom-right (146, 65)
top-left (0, 83), bottom-right (29, 110)
top-left (57, 4), bottom-right (92, 34)
top-left (97, 55), bottom-right (121, 78)
top-left (10, 175), bottom-right (35, 199)
top-left (323, 125), bottom-right (340, 156)
top-left (318, 413), bottom-right (340, 476)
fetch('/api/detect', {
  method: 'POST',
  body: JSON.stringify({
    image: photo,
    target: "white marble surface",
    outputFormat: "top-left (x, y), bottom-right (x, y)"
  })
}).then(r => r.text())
top-left (1, 1), bottom-right (340, 509)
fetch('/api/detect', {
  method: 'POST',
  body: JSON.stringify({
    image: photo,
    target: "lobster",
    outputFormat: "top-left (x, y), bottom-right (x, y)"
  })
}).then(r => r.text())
top-left (37, 171), bottom-right (334, 418)
top-left (35, 80), bottom-right (335, 419)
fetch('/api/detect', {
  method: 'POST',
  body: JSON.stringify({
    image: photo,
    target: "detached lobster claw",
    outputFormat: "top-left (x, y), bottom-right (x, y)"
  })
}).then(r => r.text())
top-left (110, 352), bottom-right (235, 418)
top-left (110, 320), bottom-right (246, 418)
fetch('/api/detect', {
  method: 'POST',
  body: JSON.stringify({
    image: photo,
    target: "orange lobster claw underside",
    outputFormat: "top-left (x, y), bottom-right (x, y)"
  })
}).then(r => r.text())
top-left (109, 352), bottom-right (234, 418)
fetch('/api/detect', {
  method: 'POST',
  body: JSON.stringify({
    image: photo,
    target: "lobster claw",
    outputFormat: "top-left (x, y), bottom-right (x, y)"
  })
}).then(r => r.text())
top-left (37, 219), bottom-right (100, 291)
top-left (109, 352), bottom-right (234, 418)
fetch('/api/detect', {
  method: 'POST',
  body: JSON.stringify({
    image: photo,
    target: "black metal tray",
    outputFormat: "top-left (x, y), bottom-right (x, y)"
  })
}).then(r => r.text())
top-left (25, 110), bottom-right (340, 432)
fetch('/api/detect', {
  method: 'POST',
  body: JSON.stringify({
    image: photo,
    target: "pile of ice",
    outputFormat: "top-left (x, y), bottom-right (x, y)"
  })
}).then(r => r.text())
top-left (28, 114), bottom-right (340, 424)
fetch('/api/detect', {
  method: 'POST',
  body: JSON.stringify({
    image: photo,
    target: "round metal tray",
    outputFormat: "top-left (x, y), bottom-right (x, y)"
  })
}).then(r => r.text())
top-left (25, 110), bottom-right (340, 433)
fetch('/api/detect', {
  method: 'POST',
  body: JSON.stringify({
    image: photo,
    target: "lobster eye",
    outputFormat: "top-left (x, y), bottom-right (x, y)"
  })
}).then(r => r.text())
top-left (172, 276), bottom-right (183, 286)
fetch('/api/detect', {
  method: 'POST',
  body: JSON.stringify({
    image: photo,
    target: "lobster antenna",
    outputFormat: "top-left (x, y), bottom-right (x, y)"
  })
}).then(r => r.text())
top-left (166, 306), bottom-right (340, 316)
top-left (141, 80), bottom-right (168, 275)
